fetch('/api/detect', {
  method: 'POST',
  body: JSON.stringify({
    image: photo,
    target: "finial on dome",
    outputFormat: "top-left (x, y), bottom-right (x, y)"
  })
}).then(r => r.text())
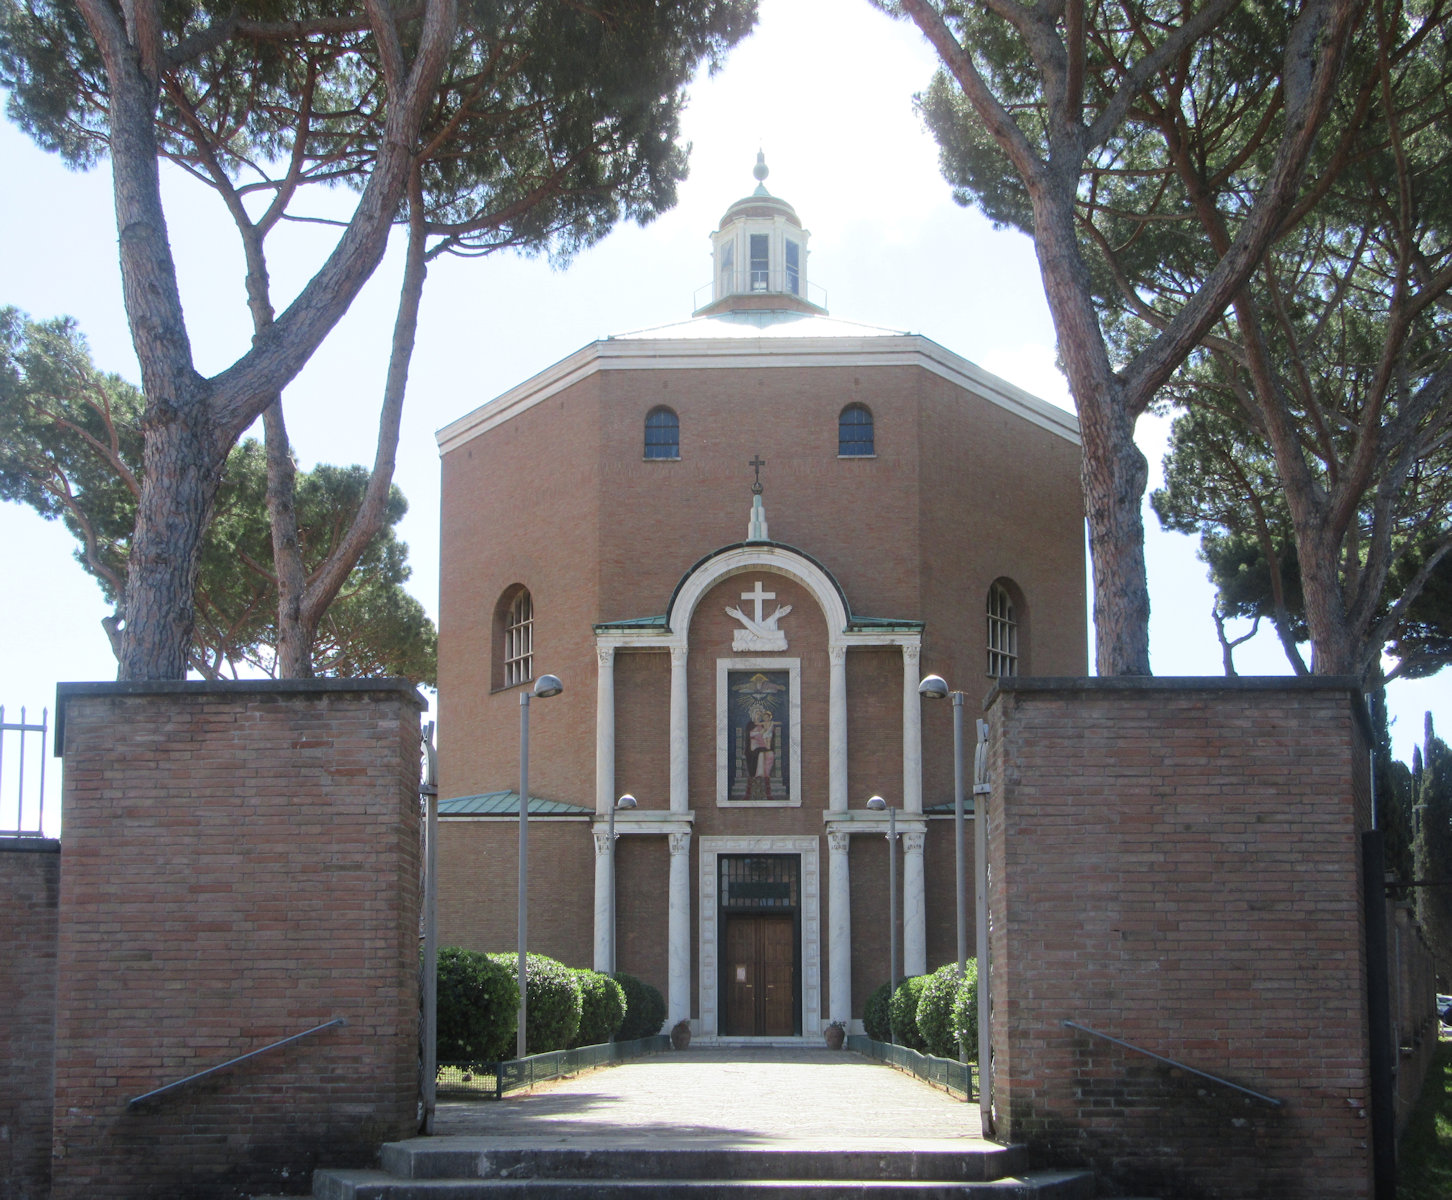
top-left (752, 149), bottom-right (770, 196)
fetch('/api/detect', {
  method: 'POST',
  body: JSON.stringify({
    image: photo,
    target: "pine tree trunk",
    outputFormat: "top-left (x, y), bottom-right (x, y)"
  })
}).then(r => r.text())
top-left (120, 407), bottom-right (224, 679)
top-left (1033, 182), bottom-right (1153, 676)
top-left (264, 401), bottom-right (312, 678)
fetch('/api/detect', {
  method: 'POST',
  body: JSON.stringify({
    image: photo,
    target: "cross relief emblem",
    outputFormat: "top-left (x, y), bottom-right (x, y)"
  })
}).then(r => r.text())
top-left (725, 579), bottom-right (791, 651)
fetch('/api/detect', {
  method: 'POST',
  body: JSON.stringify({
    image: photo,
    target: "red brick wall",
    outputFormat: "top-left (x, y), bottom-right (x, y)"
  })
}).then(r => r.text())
top-left (986, 678), bottom-right (1374, 1200)
top-left (437, 816), bottom-right (595, 971)
top-left (0, 839), bottom-right (59, 1200)
top-left (51, 681), bottom-right (424, 1200)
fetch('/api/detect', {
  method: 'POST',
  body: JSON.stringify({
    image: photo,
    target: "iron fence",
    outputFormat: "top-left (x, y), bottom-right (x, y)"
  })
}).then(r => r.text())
top-left (436, 1034), bottom-right (672, 1100)
top-left (1, 705), bottom-right (49, 837)
top-left (845, 1034), bottom-right (976, 1100)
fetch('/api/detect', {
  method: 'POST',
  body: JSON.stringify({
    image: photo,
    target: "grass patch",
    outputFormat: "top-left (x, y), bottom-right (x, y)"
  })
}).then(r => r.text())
top-left (1400, 1036), bottom-right (1452, 1199)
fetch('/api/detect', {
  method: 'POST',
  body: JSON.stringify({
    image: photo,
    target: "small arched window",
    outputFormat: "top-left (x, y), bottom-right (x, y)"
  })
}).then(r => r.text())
top-left (838, 403), bottom-right (874, 457)
top-left (503, 588), bottom-right (534, 688)
top-left (987, 582), bottom-right (1019, 678)
top-left (644, 406), bottom-right (680, 459)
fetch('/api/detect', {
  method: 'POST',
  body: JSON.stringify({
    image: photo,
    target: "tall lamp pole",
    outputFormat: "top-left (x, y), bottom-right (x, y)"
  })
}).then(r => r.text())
top-left (918, 676), bottom-right (967, 986)
top-left (609, 793), bottom-right (637, 975)
top-left (518, 673), bottom-right (563, 1061)
top-left (919, 672), bottom-right (993, 1135)
top-left (866, 794), bottom-right (896, 1041)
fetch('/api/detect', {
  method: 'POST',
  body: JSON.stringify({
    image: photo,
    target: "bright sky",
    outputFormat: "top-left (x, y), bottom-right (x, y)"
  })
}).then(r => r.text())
top-left (1, 0), bottom-right (1445, 827)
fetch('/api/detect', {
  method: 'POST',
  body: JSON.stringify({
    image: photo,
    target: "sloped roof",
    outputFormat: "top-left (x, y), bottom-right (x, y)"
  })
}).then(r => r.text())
top-left (439, 790), bottom-right (593, 817)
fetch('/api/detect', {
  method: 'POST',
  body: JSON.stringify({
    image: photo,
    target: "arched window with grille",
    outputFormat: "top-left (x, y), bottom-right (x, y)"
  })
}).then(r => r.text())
top-left (503, 588), bottom-right (533, 688)
top-left (838, 403), bottom-right (874, 457)
top-left (987, 581), bottom-right (1019, 678)
top-left (644, 406), bottom-right (680, 459)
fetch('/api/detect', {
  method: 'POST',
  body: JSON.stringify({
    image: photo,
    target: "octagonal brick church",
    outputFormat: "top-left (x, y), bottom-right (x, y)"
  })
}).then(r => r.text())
top-left (434, 158), bottom-right (1087, 1041)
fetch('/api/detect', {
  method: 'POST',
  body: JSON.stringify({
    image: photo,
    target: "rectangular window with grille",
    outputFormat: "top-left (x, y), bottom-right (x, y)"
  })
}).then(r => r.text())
top-left (505, 592), bottom-right (533, 687)
top-left (750, 234), bottom-right (769, 291)
top-left (987, 585), bottom-right (1018, 677)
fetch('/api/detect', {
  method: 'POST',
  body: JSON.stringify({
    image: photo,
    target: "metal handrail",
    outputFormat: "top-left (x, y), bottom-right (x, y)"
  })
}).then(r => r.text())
top-left (1063, 1020), bottom-right (1284, 1108)
top-left (127, 1018), bottom-right (346, 1108)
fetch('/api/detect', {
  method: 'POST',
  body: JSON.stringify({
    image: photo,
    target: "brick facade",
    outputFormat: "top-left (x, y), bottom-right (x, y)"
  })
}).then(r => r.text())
top-left (985, 678), bottom-right (1376, 1200)
top-left (0, 839), bottom-right (59, 1200)
top-left (434, 326), bottom-right (1087, 1028)
top-left (50, 681), bottom-right (424, 1200)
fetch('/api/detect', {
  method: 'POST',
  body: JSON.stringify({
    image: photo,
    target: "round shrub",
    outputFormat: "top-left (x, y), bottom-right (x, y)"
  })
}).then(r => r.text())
top-left (949, 958), bottom-right (980, 1063)
top-left (571, 968), bottom-right (626, 1047)
top-left (490, 952), bottom-right (583, 1055)
top-left (917, 962), bottom-right (972, 1059)
top-left (863, 980), bottom-right (893, 1042)
top-left (612, 971), bottom-right (666, 1041)
top-left (435, 946), bottom-right (516, 1065)
top-left (887, 975), bottom-right (928, 1052)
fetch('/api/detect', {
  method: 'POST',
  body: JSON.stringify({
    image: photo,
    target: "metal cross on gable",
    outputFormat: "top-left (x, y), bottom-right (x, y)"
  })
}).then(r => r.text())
top-left (749, 454), bottom-right (766, 495)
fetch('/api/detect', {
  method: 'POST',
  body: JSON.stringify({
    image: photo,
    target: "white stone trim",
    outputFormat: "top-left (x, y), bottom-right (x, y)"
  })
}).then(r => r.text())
top-left (717, 657), bottom-right (802, 808)
top-left (698, 835), bottom-right (821, 1039)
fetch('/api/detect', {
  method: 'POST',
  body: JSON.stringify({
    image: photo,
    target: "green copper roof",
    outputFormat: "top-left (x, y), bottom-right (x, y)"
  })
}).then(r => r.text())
top-left (925, 799), bottom-right (977, 816)
top-left (592, 614), bottom-right (669, 633)
top-left (439, 791), bottom-right (593, 816)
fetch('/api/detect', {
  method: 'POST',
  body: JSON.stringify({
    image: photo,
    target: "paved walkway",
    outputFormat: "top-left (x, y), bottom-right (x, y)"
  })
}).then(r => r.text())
top-left (431, 1047), bottom-right (991, 1152)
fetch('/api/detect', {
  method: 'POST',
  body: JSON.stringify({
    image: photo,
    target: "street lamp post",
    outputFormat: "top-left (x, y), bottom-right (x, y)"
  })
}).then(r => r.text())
top-left (918, 675), bottom-right (967, 986)
top-left (609, 793), bottom-right (637, 975)
top-left (518, 673), bottom-right (563, 1061)
top-left (919, 672), bottom-right (992, 1135)
top-left (866, 794), bottom-right (896, 1042)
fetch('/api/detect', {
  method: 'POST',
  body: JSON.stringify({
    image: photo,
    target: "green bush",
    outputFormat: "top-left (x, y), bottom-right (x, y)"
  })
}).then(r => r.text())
top-left (949, 960), bottom-right (980, 1063)
top-left (490, 952), bottom-right (582, 1055)
top-left (863, 980), bottom-right (893, 1042)
top-left (571, 968), bottom-right (627, 1047)
top-left (612, 971), bottom-right (666, 1040)
top-left (435, 946), bottom-right (516, 1065)
top-left (917, 961), bottom-right (977, 1059)
top-left (888, 975), bottom-right (928, 1052)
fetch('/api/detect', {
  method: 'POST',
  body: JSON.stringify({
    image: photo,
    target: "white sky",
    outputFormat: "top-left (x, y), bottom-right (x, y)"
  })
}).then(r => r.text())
top-left (1, 0), bottom-right (1445, 827)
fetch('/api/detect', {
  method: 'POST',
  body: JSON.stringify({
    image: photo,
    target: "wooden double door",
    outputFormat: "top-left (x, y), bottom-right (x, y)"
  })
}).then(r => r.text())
top-left (722, 913), bottom-right (797, 1037)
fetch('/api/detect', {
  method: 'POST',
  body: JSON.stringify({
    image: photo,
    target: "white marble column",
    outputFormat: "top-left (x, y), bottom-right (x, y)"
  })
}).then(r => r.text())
top-left (595, 644), bottom-right (615, 815)
top-left (669, 646), bottom-right (689, 814)
top-left (592, 829), bottom-right (612, 971)
top-left (668, 831), bottom-right (692, 1024)
top-left (902, 642), bottom-right (922, 815)
top-left (827, 829), bottom-right (851, 1025)
top-left (828, 644), bottom-right (848, 812)
top-left (902, 828), bottom-right (927, 976)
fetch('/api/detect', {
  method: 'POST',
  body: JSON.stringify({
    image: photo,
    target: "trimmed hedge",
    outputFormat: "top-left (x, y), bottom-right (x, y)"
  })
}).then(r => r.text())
top-left (490, 952), bottom-right (583, 1055)
top-left (949, 959), bottom-right (980, 1063)
top-left (887, 975), bottom-right (928, 1052)
top-left (435, 946), bottom-right (516, 1065)
top-left (916, 961), bottom-right (978, 1059)
top-left (612, 971), bottom-right (666, 1040)
top-left (572, 968), bottom-right (627, 1047)
top-left (863, 980), bottom-right (893, 1042)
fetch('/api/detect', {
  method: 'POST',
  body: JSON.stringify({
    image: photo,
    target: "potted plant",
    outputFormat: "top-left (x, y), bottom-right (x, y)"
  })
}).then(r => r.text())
top-left (824, 1020), bottom-right (846, 1050)
top-left (670, 1018), bottom-right (692, 1050)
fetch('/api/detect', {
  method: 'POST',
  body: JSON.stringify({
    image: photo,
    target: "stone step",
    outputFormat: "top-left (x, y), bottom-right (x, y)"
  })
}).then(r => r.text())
top-left (378, 1143), bottom-right (1029, 1183)
top-left (311, 1168), bottom-right (1098, 1200)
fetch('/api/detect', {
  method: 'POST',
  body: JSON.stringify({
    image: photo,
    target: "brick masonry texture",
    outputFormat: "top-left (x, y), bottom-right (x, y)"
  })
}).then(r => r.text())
top-left (986, 678), bottom-right (1374, 1200)
top-left (0, 840), bottom-right (59, 1200)
top-left (434, 348), bottom-right (1087, 1025)
top-left (50, 683), bottom-right (424, 1200)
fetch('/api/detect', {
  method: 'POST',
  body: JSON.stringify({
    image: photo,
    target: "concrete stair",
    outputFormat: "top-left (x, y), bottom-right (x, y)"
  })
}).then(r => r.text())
top-left (305, 1140), bottom-right (1099, 1198)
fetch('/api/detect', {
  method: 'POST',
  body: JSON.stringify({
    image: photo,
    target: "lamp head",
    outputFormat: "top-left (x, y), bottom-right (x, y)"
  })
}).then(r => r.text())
top-left (866, 795), bottom-right (887, 812)
top-left (918, 674), bottom-right (949, 700)
top-left (533, 674), bottom-right (564, 698)
top-left (616, 793), bottom-right (638, 810)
